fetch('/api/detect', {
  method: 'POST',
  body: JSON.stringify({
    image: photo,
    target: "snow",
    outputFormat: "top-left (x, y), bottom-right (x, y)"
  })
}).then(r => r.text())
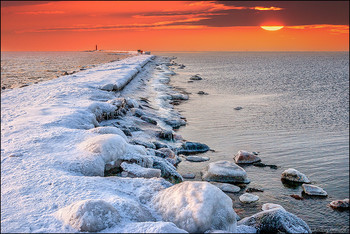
top-left (1, 54), bottom-right (193, 233)
top-left (152, 181), bottom-right (237, 233)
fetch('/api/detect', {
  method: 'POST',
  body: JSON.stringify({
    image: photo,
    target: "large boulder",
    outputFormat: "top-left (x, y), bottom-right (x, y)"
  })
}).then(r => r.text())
top-left (56, 199), bottom-right (120, 232)
top-left (238, 208), bottom-right (311, 233)
top-left (152, 181), bottom-right (237, 233)
top-left (201, 160), bottom-right (250, 184)
top-left (302, 184), bottom-right (327, 196)
top-left (234, 150), bottom-right (261, 164)
top-left (281, 168), bottom-right (310, 183)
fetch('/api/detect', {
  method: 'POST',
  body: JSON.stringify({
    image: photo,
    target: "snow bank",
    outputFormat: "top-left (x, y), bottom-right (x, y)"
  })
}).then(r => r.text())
top-left (152, 181), bottom-right (237, 233)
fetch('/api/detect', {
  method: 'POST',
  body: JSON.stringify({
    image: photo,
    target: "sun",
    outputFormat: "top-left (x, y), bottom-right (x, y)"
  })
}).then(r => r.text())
top-left (260, 25), bottom-right (284, 31)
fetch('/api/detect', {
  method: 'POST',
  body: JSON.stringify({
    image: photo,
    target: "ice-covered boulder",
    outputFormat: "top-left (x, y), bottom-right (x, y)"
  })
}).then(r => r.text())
top-left (239, 193), bottom-right (259, 203)
top-left (302, 184), bottom-right (327, 196)
top-left (201, 160), bottom-right (250, 184)
top-left (89, 126), bottom-right (128, 140)
top-left (211, 182), bottom-right (240, 193)
top-left (152, 181), bottom-right (237, 233)
top-left (120, 222), bottom-right (188, 233)
top-left (155, 148), bottom-right (179, 166)
top-left (150, 155), bottom-right (183, 183)
top-left (329, 198), bottom-right (349, 210)
top-left (56, 199), bottom-right (120, 232)
top-left (262, 203), bottom-right (285, 211)
top-left (234, 150), bottom-right (261, 164)
top-left (238, 208), bottom-right (311, 233)
top-left (281, 168), bottom-right (310, 183)
top-left (186, 156), bottom-right (210, 162)
top-left (177, 142), bottom-right (210, 155)
top-left (121, 162), bottom-right (161, 178)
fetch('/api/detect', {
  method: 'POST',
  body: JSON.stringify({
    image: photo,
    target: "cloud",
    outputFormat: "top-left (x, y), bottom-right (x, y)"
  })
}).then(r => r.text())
top-left (253, 6), bottom-right (283, 11)
top-left (17, 11), bottom-right (65, 15)
top-left (286, 24), bottom-right (349, 34)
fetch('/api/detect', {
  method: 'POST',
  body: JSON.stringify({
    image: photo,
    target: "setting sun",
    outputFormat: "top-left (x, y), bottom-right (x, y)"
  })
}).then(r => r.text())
top-left (260, 26), bottom-right (284, 31)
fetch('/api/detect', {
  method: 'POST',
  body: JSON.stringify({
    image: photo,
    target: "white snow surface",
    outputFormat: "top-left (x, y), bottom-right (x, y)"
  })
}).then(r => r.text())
top-left (0, 55), bottom-right (191, 232)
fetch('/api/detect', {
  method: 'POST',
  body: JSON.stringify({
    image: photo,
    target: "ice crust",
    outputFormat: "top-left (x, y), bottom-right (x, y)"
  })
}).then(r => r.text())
top-left (0, 54), bottom-right (190, 233)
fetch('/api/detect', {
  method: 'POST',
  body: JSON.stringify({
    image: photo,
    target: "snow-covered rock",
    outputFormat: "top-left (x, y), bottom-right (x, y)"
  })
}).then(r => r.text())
top-left (281, 168), bottom-right (310, 183)
top-left (329, 199), bottom-right (349, 210)
top-left (211, 182), bottom-right (240, 193)
top-left (239, 193), bottom-right (259, 203)
top-left (119, 222), bottom-right (188, 233)
top-left (121, 162), bottom-right (161, 178)
top-left (186, 155), bottom-right (210, 162)
top-left (234, 150), bottom-right (261, 164)
top-left (238, 208), bottom-right (311, 233)
top-left (261, 203), bottom-right (285, 211)
top-left (56, 199), bottom-right (120, 232)
top-left (201, 160), bottom-right (250, 184)
top-left (302, 184), bottom-right (327, 196)
top-left (152, 181), bottom-right (237, 233)
top-left (89, 126), bottom-right (128, 140)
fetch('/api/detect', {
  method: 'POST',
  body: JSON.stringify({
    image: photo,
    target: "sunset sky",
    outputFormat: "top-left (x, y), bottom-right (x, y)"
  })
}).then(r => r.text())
top-left (1, 1), bottom-right (349, 51)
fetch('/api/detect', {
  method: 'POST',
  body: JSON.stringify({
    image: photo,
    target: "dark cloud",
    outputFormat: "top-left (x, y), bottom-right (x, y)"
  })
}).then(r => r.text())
top-left (1, 1), bottom-right (53, 8)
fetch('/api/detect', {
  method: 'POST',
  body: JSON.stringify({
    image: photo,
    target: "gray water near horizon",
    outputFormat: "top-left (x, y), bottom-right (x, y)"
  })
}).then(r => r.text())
top-left (155, 51), bottom-right (349, 233)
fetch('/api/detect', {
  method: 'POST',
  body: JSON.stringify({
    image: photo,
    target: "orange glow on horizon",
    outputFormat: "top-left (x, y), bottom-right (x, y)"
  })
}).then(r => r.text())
top-left (260, 26), bottom-right (285, 31)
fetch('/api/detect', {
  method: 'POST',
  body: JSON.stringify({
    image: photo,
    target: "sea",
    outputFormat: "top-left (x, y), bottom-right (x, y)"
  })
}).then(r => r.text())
top-left (1, 51), bottom-right (349, 233)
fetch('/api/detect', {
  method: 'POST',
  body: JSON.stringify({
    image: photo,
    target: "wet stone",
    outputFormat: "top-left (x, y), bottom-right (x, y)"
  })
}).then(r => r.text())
top-left (234, 107), bottom-right (243, 110)
top-left (185, 156), bottom-right (210, 162)
top-left (211, 182), bottom-right (240, 193)
top-left (177, 142), bottom-right (210, 155)
top-left (290, 194), bottom-right (304, 200)
top-left (281, 168), bottom-right (310, 184)
top-left (239, 193), bottom-right (259, 203)
top-left (158, 130), bottom-right (173, 141)
top-left (246, 187), bottom-right (264, 193)
top-left (302, 184), bottom-right (327, 197)
top-left (329, 199), bottom-right (349, 210)
top-left (234, 150), bottom-right (261, 164)
top-left (182, 173), bottom-right (196, 179)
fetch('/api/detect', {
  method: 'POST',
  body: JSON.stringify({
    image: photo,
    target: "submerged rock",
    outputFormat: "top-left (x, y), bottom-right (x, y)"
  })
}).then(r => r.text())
top-left (238, 207), bottom-right (311, 233)
top-left (234, 107), bottom-right (243, 110)
top-left (190, 74), bottom-right (203, 80)
top-left (234, 150), bottom-right (261, 164)
top-left (177, 142), bottom-right (210, 155)
top-left (152, 181), bottom-right (237, 233)
top-left (211, 182), bottom-right (240, 193)
top-left (329, 199), bottom-right (349, 210)
top-left (281, 168), bottom-right (310, 184)
top-left (239, 193), bottom-right (259, 203)
top-left (182, 173), bottom-right (196, 179)
top-left (253, 162), bottom-right (278, 169)
top-left (290, 194), bottom-right (304, 200)
top-left (198, 91), bottom-right (209, 95)
top-left (56, 199), bottom-right (120, 232)
top-left (262, 203), bottom-right (285, 211)
top-left (246, 187), bottom-right (264, 193)
top-left (201, 160), bottom-right (250, 184)
top-left (186, 156), bottom-right (210, 162)
top-left (302, 184), bottom-right (327, 197)
top-left (121, 162), bottom-right (161, 178)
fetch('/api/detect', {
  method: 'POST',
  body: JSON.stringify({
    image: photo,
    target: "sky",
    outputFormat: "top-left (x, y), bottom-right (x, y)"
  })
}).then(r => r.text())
top-left (1, 1), bottom-right (349, 51)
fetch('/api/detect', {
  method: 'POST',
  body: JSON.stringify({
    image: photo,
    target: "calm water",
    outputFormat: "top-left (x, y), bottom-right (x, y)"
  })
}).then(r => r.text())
top-left (156, 52), bottom-right (349, 233)
top-left (1, 51), bottom-right (130, 90)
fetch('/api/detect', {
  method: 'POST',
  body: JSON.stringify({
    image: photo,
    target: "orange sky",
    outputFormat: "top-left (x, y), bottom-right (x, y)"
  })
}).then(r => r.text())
top-left (1, 1), bottom-right (349, 51)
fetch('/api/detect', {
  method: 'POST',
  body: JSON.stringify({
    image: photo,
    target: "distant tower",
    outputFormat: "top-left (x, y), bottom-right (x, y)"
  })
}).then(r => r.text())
top-left (95, 45), bottom-right (97, 51)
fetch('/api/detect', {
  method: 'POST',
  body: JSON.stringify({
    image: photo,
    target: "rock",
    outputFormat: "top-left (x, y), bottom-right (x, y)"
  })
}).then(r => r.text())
top-left (234, 107), bottom-right (243, 110)
top-left (140, 116), bottom-right (158, 125)
top-left (62, 71), bottom-right (69, 76)
top-left (186, 156), bottom-right (210, 162)
top-left (177, 142), bottom-right (210, 155)
top-left (133, 108), bottom-right (145, 117)
top-left (169, 94), bottom-right (189, 100)
top-left (201, 160), bottom-right (250, 184)
top-left (190, 74), bottom-right (202, 80)
top-left (130, 140), bottom-right (156, 149)
top-left (234, 150), bottom-right (261, 164)
top-left (187, 80), bottom-right (194, 83)
top-left (253, 162), bottom-right (278, 169)
top-left (198, 91), bottom-right (209, 95)
top-left (158, 130), bottom-right (174, 141)
top-left (182, 173), bottom-right (196, 179)
top-left (211, 182), bottom-right (240, 193)
top-left (246, 187), bottom-right (264, 193)
top-left (121, 162), bottom-right (161, 178)
top-left (164, 119), bottom-right (186, 128)
top-left (236, 225), bottom-right (257, 233)
top-left (149, 156), bottom-right (183, 184)
top-left (329, 199), bottom-right (349, 210)
top-left (152, 181), bottom-right (237, 233)
top-left (157, 148), bottom-right (179, 166)
top-left (302, 184), bottom-right (327, 197)
top-left (153, 141), bottom-right (169, 149)
top-left (281, 168), bottom-right (310, 183)
top-left (56, 199), bottom-right (120, 232)
top-left (238, 207), bottom-right (311, 233)
top-left (179, 64), bottom-right (186, 69)
top-left (262, 203), bottom-right (285, 211)
top-left (101, 83), bottom-right (116, 91)
top-left (2, 86), bottom-right (6, 90)
top-left (290, 194), bottom-right (304, 200)
top-left (239, 193), bottom-right (259, 203)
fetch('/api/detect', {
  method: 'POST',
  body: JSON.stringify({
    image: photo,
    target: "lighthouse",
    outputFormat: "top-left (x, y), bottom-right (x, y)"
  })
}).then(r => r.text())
top-left (95, 45), bottom-right (98, 51)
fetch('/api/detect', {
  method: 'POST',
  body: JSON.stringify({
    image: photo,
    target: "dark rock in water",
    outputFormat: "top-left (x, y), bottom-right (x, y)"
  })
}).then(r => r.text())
top-left (253, 162), bottom-right (278, 169)
top-left (234, 107), bottom-right (243, 110)
top-left (130, 140), bottom-right (156, 149)
top-left (179, 64), bottom-right (186, 69)
top-left (164, 119), bottom-right (186, 129)
top-left (190, 74), bottom-right (202, 80)
top-left (169, 100), bottom-right (181, 105)
top-left (153, 141), bottom-right (169, 149)
top-left (197, 91), bottom-right (209, 95)
top-left (187, 80), bottom-right (194, 83)
top-left (290, 194), bottom-right (304, 200)
top-left (158, 130), bottom-right (174, 141)
top-left (62, 71), bottom-right (69, 76)
top-left (140, 116), bottom-right (157, 125)
top-left (238, 207), bottom-right (311, 233)
top-left (2, 86), bottom-right (6, 90)
top-left (177, 142), bottom-right (210, 155)
top-left (329, 199), bottom-right (349, 210)
top-left (246, 187), bottom-right (264, 193)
